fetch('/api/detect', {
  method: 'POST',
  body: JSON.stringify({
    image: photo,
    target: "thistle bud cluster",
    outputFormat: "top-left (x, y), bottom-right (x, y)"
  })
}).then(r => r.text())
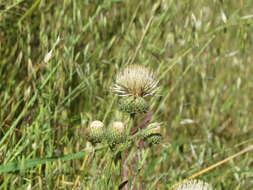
top-left (86, 120), bottom-right (127, 146)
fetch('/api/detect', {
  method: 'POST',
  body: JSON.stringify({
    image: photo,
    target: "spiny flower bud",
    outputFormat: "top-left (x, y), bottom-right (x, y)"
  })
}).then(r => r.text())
top-left (119, 96), bottom-right (149, 114)
top-left (86, 120), bottom-right (105, 144)
top-left (143, 123), bottom-right (162, 145)
top-left (112, 64), bottom-right (159, 97)
top-left (175, 180), bottom-right (213, 190)
top-left (107, 121), bottom-right (127, 145)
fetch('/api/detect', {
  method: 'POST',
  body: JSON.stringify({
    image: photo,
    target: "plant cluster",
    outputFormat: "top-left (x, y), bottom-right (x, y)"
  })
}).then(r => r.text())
top-left (86, 64), bottom-right (162, 148)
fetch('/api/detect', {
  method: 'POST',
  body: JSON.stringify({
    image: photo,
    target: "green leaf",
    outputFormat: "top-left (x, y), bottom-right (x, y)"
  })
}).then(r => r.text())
top-left (0, 145), bottom-right (107, 173)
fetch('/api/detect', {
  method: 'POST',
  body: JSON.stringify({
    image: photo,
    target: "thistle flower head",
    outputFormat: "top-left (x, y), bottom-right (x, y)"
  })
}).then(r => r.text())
top-left (175, 180), bottom-right (213, 190)
top-left (112, 65), bottom-right (159, 97)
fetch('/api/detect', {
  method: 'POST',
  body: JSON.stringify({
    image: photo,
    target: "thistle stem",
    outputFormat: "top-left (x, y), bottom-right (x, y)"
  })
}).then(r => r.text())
top-left (121, 149), bottom-right (130, 190)
top-left (119, 113), bottom-right (135, 190)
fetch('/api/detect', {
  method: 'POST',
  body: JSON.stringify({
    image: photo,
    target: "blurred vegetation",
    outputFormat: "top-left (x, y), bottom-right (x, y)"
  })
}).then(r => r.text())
top-left (0, 0), bottom-right (253, 189)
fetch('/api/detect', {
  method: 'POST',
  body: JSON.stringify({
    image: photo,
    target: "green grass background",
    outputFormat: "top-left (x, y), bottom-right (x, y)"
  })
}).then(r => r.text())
top-left (1, 0), bottom-right (253, 189)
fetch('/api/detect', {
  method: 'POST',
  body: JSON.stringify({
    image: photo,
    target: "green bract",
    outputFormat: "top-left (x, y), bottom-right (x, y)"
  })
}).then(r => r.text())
top-left (143, 122), bottom-right (162, 145)
top-left (119, 96), bottom-right (149, 114)
top-left (107, 121), bottom-right (127, 145)
top-left (86, 120), bottom-right (105, 144)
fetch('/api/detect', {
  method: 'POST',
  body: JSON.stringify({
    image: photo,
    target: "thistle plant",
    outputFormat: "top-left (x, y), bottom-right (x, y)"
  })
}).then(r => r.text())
top-left (85, 64), bottom-right (162, 189)
top-left (111, 64), bottom-right (162, 189)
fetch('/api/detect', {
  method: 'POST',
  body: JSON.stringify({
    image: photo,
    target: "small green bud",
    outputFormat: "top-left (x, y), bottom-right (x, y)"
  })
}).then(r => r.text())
top-left (146, 134), bottom-right (162, 145)
top-left (119, 96), bottom-right (149, 114)
top-left (143, 123), bottom-right (162, 145)
top-left (86, 120), bottom-right (105, 144)
top-left (107, 121), bottom-right (127, 145)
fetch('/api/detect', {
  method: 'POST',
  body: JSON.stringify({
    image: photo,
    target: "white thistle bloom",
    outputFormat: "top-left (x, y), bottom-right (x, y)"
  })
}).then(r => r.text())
top-left (112, 65), bottom-right (159, 97)
top-left (175, 180), bottom-right (213, 190)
